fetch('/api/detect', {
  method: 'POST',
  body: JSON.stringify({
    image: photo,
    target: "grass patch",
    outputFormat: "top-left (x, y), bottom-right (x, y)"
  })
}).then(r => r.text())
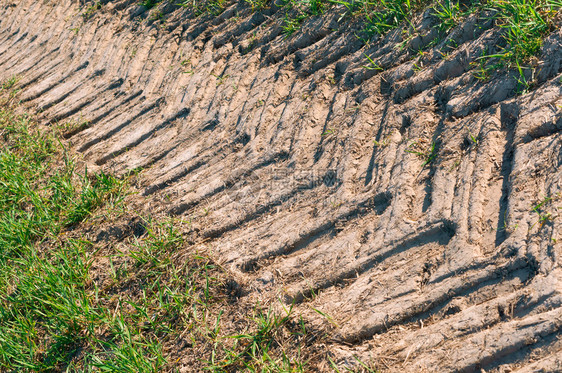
top-left (238, 0), bottom-right (560, 92)
top-left (0, 96), bottom-right (330, 371)
top-left (140, 0), bottom-right (161, 9)
top-left (82, 2), bottom-right (102, 20)
top-left (464, 0), bottom-right (560, 92)
top-left (134, 0), bottom-right (561, 87)
top-left (178, 0), bottom-right (229, 16)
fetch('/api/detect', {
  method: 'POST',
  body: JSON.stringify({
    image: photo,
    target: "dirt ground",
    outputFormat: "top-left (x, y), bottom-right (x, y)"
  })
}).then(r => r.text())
top-left (1, 0), bottom-right (561, 371)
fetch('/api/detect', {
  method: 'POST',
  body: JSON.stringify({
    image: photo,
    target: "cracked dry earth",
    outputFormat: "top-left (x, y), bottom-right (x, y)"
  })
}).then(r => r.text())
top-left (1, 0), bottom-right (562, 371)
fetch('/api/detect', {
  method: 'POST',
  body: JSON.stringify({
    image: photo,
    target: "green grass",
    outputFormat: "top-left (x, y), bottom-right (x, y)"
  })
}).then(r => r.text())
top-left (481, 0), bottom-right (561, 91)
top-left (245, 0), bottom-right (272, 11)
top-left (432, 0), bottom-right (462, 32)
top-left (0, 95), bottom-right (324, 371)
top-left (0, 76), bottom-right (18, 90)
top-left (178, 0), bottom-right (229, 16)
top-left (239, 0), bottom-right (560, 92)
top-left (130, 0), bottom-right (561, 78)
top-left (486, 0), bottom-right (556, 63)
top-left (206, 304), bottom-right (308, 372)
top-left (0, 76), bottom-right (21, 100)
top-left (405, 140), bottom-right (438, 167)
top-left (134, 0), bottom-right (561, 85)
top-left (140, 0), bottom-right (161, 9)
top-left (530, 193), bottom-right (560, 230)
top-left (0, 111), bottom-right (126, 251)
top-left (82, 2), bottom-right (102, 20)
top-left (0, 107), bottom-right (157, 371)
top-left (280, 0), bottom-right (327, 35)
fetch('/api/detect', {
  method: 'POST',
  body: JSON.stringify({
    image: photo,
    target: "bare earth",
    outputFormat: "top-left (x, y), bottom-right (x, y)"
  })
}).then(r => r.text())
top-left (1, 0), bottom-right (561, 371)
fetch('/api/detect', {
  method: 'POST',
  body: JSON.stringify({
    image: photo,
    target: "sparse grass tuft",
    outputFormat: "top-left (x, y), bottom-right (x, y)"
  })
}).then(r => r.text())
top-left (206, 303), bottom-right (309, 372)
top-left (245, 0), bottom-right (272, 11)
top-left (140, 0), bottom-right (160, 9)
top-left (486, 0), bottom-right (556, 64)
top-left (406, 140), bottom-right (438, 167)
top-left (178, 0), bottom-right (229, 16)
top-left (363, 0), bottom-right (423, 36)
top-left (0, 76), bottom-right (21, 101)
top-left (280, 0), bottom-right (328, 35)
top-left (82, 2), bottom-right (102, 20)
top-left (474, 0), bottom-right (561, 91)
top-left (362, 53), bottom-right (384, 71)
top-left (432, 0), bottom-right (463, 32)
top-left (530, 194), bottom-right (560, 230)
top-left (0, 76), bottom-right (19, 91)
